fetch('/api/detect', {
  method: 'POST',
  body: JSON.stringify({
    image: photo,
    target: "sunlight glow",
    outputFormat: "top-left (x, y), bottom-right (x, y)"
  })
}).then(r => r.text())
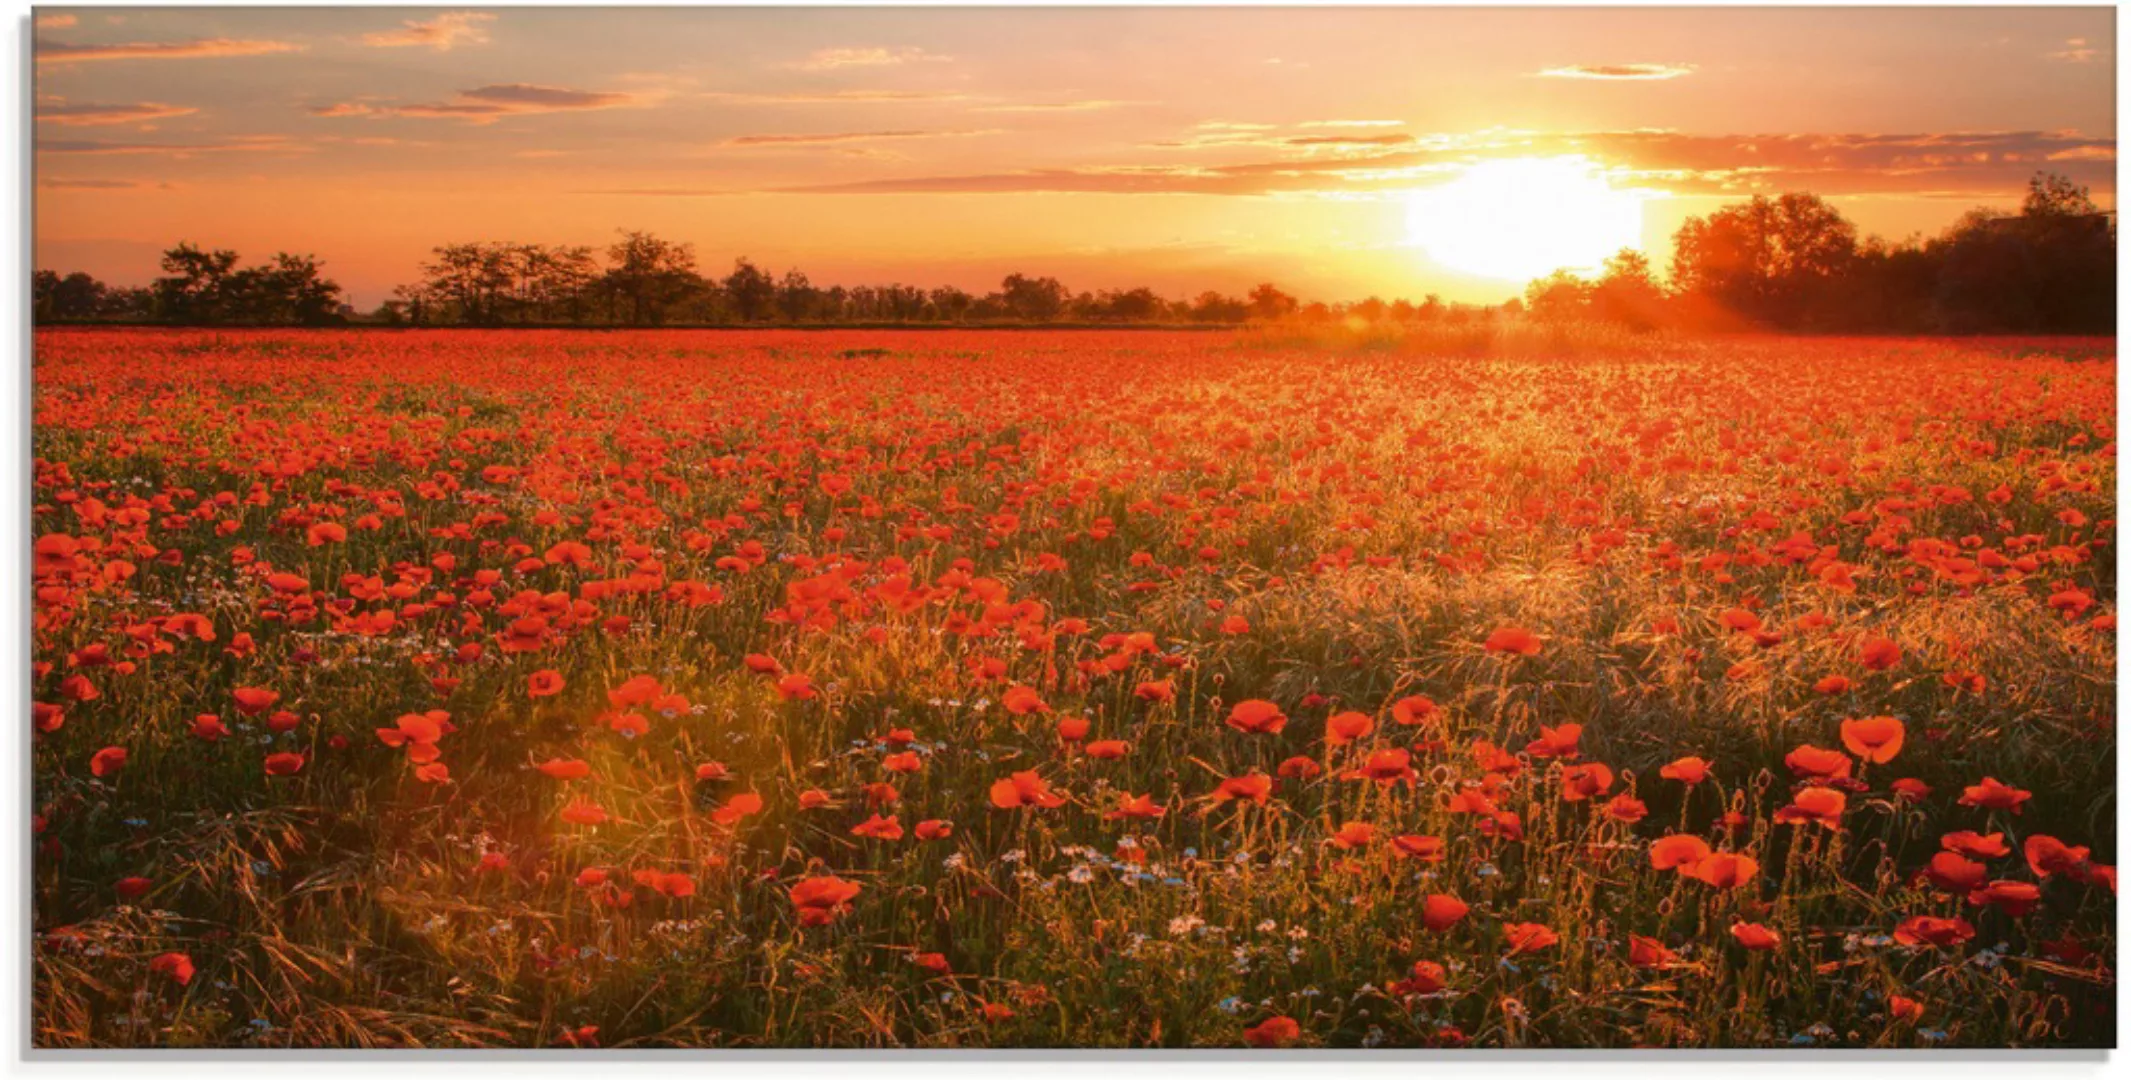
top-left (1405, 156), bottom-right (1646, 282)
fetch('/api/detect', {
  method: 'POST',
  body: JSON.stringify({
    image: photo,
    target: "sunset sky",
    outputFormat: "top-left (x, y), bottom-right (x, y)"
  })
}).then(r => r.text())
top-left (33, 5), bottom-right (2118, 308)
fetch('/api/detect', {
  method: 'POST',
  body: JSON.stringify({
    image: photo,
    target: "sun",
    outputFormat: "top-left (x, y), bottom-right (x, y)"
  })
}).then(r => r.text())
top-left (1406, 156), bottom-right (1645, 282)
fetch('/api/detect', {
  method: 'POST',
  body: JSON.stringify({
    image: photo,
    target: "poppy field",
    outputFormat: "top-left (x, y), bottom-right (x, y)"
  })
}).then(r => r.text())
top-left (29, 327), bottom-right (2118, 1049)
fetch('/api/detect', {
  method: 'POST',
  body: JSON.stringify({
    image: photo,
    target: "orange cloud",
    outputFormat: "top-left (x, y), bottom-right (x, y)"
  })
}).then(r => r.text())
top-left (312, 84), bottom-right (648, 124)
top-left (1536, 63), bottom-right (1695, 81)
top-left (2049, 38), bottom-right (2099, 64)
top-left (790, 46), bottom-right (951, 71)
top-left (362, 12), bottom-right (495, 51)
top-left (721, 129), bottom-right (1002, 148)
top-left (1145, 122), bottom-right (1415, 152)
top-left (703, 89), bottom-right (970, 105)
top-left (36, 99), bottom-right (199, 126)
top-left (36, 37), bottom-right (301, 64)
top-left (307, 102), bottom-right (378, 118)
top-left (772, 129), bottom-right (2114, 198)
top-left (34, 14), bottom-right (77, 29)
top-left (974, 100), bottom-right (1137, 114)
top-left (1283, 134), bottom-right (1415, 148)
top-left (39, 177), bottom-right (173, 190)
top-left (38, 135), bottom-right (304, 155)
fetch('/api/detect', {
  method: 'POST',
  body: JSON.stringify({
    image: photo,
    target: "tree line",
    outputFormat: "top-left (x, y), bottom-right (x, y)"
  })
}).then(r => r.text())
top-left (379, 232), bottom-right (1304, 327)
top-left (35, 244), bottom-right (344, 326)
top-left (34, 172), bottom-right (2114, 334)
top-left (1524, 172), bottom-right (2114, 334)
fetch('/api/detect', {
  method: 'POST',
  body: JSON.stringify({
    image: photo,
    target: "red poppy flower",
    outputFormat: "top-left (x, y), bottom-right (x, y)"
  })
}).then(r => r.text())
top-left (1650, 834), bottom-right (1711, 871)
top-left (1390, 834), bottom-right (1446, 862)
top-left (1682, 851), bottom-right (1758, 888)
top-left (1559, 762), bottom-right (1613, 802)
top-left (535, 757), bottom-right (591, 780)
top-left (1839, 715), bottom-right (1905, 764)
top-left (2025, 834), bottom-right (2093, 880)
top-left (989, 770), bottom-right (1067, 809)
top-left (1484, 626), bottom-right (1543, 656)
top-left (1277, 756), bottom-right (1322, 780)
top-left (1502, 922), bottom-right (1560, 955)
top-left (1659, 756), bottom-right (1711, 784)
top-left (148, 952), bottom-right (196, 986)
top-left (850, 814), bottom-right (904, 841)
top-left (1774, 786), bottom-right (1847, 829)
top-left (1212, 773), bottom-right (1274, 806)
top-left (1857, 635), bottom-right (1902, 671)
top-left (1967, 880), bottom-right (2042, 917)
top-left (789, 875), bottom-right (861, 926)
top-left (1958, 777), bottom-right (2032, 814)
top-left (1324, 710), bottom-right (1374, 746)
top-left (1923, 851), bottom-right (1988, 893)
top-left (1730, 922), bottom-right (1782, 951)
top-left (1628, 935), bottom-right (1680, 969)
top-left (1328, 821), bottom-right (1375, 850)
top-left (1389, 695), bottom-right (1439, 726)
top-left (1226, 699), bottom-right (1287, 734)
top-left (89, 745), bottom-right (127, 778)
top-left (1893, 915), bottom-right (1976, 948)
top-left (1525, 723), bottom-right (1582, 759)
top-left (527, 669), bottom-right (565, 697)
top-left (1783, 744), bottom-right (1853, 780)
top-left (1242, 1016), bottom-right (1300, 1048)
top-left (232, 686), bottom-right (280, 716)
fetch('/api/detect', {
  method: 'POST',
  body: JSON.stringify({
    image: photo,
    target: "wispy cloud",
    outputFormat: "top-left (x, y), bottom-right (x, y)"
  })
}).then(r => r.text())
top-left (307, 102), bottom-right (377, 118)
top-left (773, 128), bottom-right (2115, 198)
top-left (312, 83), bottom-right (649, 124)
top-left (974, 99), bottom-right (1137, 114)
top-left (570, 186), bottom-right (742, 197)
top-left (362, 12), bottom-right (495, 51)
top-left (2049, 38), bottom-right (2099, 63)
top-left (36, 36), bottom-right (301, 64)
top-left (1284, 134), bottom-right (1417, 149)
top-left (704, 89), bottom-right (971, 105)
top-left (462, 84), bottom-right (631, 109)
top-left (38, 135), bottom-right (305, 155)
top-left (39, 177), bottom-right (173, 190)
top-left (1145, 121), bottom-right (1415, 153)
top-left (35, 99), bottom-right (198, 126)
top-left (1299, 119), bottom-right (1405, 129)
top-left (1535, 63), bottom-right (1696, 81)
top-left (34, 13), bottom-right (76, 29)
top-left (789, 46), bottom-right (951, 71)
top-left (720, 128), bottom-right (1002, 148)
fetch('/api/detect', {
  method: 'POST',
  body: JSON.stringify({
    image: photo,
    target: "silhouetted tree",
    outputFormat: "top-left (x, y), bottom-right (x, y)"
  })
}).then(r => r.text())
top-left (996, 273), bottom-right (1069, 321)
top-left (723, 258), bottom-right (776, 322)
top-left (1587, 249), bottom-right (1666, 330)
top-left (778, 269), bottom-right (820, 322)
top-left (154, 243), bottom-right (241, 323)
top-left (604, 230), bottom-right (700, 325)
top-left (1671, 193), bottom-right (1858, 329)
top-left (1522, 270), bottom-right (1591, 322)
top-left (929, 286), bottom-right (974, 322)
top-left (1190, 290), bottom-right (1248, 323)
top-left (1930, 173), bottom-right (2114, 333)
top-left (1247, 283), bottom-right (1298, 321)
top-left (34, 270), bottom-right (107, 321)
top-left (149, 243), bottom-right (342, 325)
